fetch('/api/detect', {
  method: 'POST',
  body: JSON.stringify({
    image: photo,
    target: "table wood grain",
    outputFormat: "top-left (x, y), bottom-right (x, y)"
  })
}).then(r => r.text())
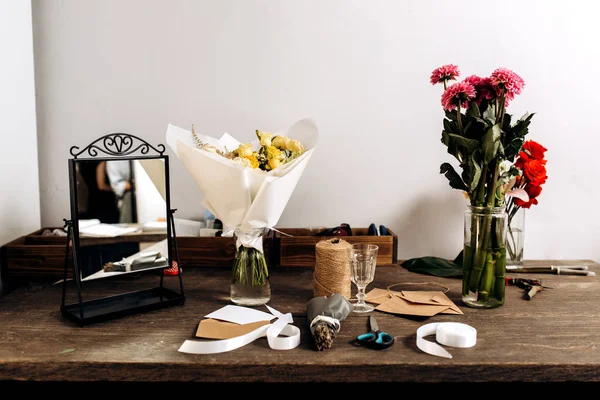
top-left (1, 259), bottom-right (599, 389)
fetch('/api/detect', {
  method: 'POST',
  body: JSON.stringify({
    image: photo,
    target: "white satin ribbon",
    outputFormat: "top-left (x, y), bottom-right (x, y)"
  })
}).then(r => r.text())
top-left (178, 305), bottom-right (300, 354)
top-left (416, 322), bottom-right (477, 359)
top-left (221, 227), bottom-right (264, 253)
top-left (309, 315), bottom-right (341, 335)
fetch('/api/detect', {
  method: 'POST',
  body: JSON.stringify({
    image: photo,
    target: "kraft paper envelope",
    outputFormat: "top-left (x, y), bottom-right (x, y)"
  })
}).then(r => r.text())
top-left (397, 291), bottom-right (462, 315)
top-left (365, 288), bottom-right (463, 316)
top-left (196, 318), bottom-right (271, 339)
top-left (375, 295), bottom-right (454, 317)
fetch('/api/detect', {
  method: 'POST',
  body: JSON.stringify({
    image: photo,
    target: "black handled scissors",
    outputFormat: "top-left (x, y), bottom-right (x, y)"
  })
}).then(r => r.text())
top-left (355, 315), bottom-right (394, 350)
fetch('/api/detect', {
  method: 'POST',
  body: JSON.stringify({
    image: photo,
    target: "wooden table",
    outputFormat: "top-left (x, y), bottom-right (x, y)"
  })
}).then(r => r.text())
top-left (1, 260), bottom-right (599, 392)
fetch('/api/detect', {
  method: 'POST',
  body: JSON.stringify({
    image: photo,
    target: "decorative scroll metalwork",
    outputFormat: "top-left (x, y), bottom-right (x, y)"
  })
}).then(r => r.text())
top-left (70, 133), bottom-right (166, 158)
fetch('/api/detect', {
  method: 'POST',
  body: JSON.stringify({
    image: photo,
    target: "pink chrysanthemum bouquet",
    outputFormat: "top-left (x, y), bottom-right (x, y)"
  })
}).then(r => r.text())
top-left (431, 64), bottom-right (537, 308)
top-left (431, 65), bottom-right (532, 208)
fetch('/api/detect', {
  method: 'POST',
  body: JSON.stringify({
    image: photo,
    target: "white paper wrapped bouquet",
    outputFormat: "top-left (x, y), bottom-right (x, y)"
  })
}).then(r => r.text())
top-left (166, 118), bottom-right (318, 305)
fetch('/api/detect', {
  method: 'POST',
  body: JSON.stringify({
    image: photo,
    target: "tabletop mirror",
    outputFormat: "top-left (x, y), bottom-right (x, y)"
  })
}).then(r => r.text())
top-left (61, 133), bottom-right (185, 325)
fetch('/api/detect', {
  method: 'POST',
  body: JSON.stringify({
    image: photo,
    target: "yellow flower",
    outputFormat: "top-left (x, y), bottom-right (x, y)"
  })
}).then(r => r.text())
top-left (235, 143), bottom-right (253, 157)
top-left (244, 154), bottom-right (260, 169)
top-left (272, 135), bottom-right (288, 149)
top-left (266, 145), bottom-right (284, 161)
top-left (286, 139), bottom-right (304, 153)
top-left (268, 158), bottom-right (281, 170)
top-left (257, 130), bottom-right (273, 147)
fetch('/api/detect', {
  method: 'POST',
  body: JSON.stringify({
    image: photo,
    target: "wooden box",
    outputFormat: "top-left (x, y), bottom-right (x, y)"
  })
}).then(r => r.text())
top-left (1, 228), bottom-right (276, 282)
top-left (273, 227), bottom-right (398, 267)
top-left (1, 228), bottom-right (73, 281)
top-left (1, 226), bottom-right (171, 282)
top-left (176, 229), bottom-right (274, 268)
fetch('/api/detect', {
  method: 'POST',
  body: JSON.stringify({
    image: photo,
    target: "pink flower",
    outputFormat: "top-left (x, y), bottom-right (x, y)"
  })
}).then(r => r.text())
top-left (430, 64), bottom-right (460, 85)
top-left (441, 82), bottom-right (476, 111)
top-left (463, 75), bottom-right (496, 106)
top-left (491, 67), bottom-right (525, 101)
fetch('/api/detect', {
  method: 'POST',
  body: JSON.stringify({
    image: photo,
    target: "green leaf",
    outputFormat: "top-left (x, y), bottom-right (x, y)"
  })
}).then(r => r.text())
top-left (463, 120), bottom-right (472, 135)
top-left (468, 150), bottom-right (482, 191)
top-left (502, 113), bottom-right (512, 132)
top-left (511, 112), bottom-right (535, 137)
top-left (521, 112), bottom-right (535, 123)
top-left (440, 163), bottom-right (468, 191)
top-left (504, 138), bottom-right (524, 161)
top-left (482, 124), bottom-right (502, 164)
top-left (461, 164), bottom-right (470, 190)
top-left (473, 117), bottom-right (490, 126)
top-left (445, 110), bottom-right (458, 121)
top-left (59, 348), bottom-right (77, 354)
top-left (401, 257), bottom-right (463, 278)
top-left (482, 104), bottom-right (497, 125)
top-left (441, 130), bottom-right (450, 146)
top-left (443, 119), bottom-right (452, 133)
top-left (447, 134), bottom-right (480, 153)
top-left (478, 99), bottom-right (490, 114)
top-left (463, 118), bottom-right (487, 141)
top-left (467, 101), bottom-right (481, 118)
top-left (443, 118), bottom-right (460, 134)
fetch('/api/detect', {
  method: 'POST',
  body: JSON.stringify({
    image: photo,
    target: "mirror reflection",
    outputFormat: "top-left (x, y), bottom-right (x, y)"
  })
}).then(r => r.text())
top-left (74, 158), bottom-right (169, 281)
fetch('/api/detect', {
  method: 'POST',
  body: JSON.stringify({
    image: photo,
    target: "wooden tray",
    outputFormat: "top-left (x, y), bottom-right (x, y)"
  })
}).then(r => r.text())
top-left (1, 228), bottom-right (73, 281)
top-left (176, 228), bottom-right (274, 268)
top-left (273, 227), bottom-right (398, 267)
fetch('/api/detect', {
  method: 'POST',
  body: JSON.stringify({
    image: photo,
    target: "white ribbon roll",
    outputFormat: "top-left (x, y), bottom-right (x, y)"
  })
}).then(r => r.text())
top-left (178, 305), bottom-right (300, 354)
top-left (416, 322), bottom-right (477, 359)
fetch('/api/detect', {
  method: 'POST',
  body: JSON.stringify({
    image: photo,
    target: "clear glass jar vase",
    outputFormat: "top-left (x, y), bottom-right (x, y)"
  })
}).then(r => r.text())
top-left (230, 228), bottom-right (271, 306)
top-left (462, 205), bottom-right (508, 309)
top-left (506, 207), bottom-right (526, 267)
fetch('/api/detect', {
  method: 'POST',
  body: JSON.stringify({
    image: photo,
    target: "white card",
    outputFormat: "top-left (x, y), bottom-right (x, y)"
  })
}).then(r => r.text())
top-left (204, 305), bottom-right (275, 325)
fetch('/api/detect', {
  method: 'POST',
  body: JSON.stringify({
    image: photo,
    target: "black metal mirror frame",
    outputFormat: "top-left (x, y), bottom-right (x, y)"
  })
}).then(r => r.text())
top-left (61, 133), bottom-right (185, 326)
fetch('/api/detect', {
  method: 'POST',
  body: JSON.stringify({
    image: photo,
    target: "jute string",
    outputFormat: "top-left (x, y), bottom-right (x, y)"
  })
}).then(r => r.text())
top-left (314, 238), bottom-right (352, 299)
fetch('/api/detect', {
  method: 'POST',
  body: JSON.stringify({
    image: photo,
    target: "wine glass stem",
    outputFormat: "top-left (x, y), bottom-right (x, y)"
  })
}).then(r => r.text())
top-left (356, 286), bottom-right (366, 305)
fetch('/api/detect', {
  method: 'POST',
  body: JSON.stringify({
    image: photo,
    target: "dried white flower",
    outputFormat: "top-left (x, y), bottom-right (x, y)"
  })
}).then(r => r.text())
top-left (200, 143), bottom-right (218, 153)
top-left (499, 160), bottom-right (513, 176)
top-left (232, 157), bottom-right (252, 168)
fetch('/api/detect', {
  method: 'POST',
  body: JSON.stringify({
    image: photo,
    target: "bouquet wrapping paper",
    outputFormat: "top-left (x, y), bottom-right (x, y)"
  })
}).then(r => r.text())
top-left (166, 118), bottom-right (318, 252)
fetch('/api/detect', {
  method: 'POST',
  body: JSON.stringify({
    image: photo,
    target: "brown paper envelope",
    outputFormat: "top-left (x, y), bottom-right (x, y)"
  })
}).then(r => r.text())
top-left (430, 292), bottom-right (455, 305)
top-left (401, 291), bottom-right (463, 315)
top-left (399, 292), bottom-right (463, 314)
top-left (398, 291), bottom-right (439, 304)
top-left (369, 289), bottom-right (452, 306)
top-left (367, 288), bottom-right (463, 315)
top-left (375, 296), bottom-right (454, 317)
top-left (430, 293), bottom-right (463, 314)
top-left (195, 318), bottom-right (270, 339)
top-left (365, 288), bottom-right (395, 305)
top-left (441, 308), bottom-right (463, 315)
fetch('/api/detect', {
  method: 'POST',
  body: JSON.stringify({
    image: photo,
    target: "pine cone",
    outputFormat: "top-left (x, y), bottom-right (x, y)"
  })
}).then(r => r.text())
top-left (313, 322), bottom-right (336, 351)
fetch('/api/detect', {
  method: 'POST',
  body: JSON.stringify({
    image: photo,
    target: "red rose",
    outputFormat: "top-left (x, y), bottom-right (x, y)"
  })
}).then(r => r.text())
top-left (515, 151), bottom-right (546, 169)
top-left (514, 184), bottom-right (543, 209)
top-left (523, 159), bottom-right (547, 185)
top-left (522, 140), bottom-right (547, 160)
top-left (514, 151), bottom-right (529, 170)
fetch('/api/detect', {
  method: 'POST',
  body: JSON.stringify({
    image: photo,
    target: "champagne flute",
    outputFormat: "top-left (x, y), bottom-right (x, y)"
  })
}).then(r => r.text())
top-left (347, 244), bottom-right (378, 313)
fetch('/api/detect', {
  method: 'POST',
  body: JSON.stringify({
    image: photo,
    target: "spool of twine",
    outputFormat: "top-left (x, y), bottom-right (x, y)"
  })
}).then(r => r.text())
top-left (314, 238), bottom-right (352, 299)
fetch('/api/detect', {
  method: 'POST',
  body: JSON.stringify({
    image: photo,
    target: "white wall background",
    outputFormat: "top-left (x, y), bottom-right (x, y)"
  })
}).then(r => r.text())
top-left (0, 0), bottom-right (40, 247)
top-left (32, 0), bottom-right (600, 262)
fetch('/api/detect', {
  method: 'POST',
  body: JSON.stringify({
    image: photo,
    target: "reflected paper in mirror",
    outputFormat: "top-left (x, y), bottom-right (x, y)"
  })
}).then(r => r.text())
top-left (74, 158), bottom-right (169, 280)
